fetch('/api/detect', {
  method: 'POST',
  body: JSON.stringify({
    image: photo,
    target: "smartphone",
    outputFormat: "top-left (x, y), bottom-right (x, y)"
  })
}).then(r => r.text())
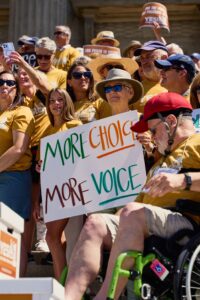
top-left (2, 42), bottom-right (15, 58)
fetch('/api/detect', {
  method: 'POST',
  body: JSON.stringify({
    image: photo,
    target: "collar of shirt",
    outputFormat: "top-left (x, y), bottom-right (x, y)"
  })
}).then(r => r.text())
top-left (57, 44), bottom-right (71, 51)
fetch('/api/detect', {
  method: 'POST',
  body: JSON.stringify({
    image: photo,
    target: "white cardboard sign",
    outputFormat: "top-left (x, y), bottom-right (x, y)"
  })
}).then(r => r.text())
top-left (41, 111), bottom-right (146, 222)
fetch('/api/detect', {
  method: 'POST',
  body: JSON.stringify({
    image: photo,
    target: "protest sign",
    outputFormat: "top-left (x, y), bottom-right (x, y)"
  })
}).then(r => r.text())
top-left (83, 45), bottom-right (120, 57)
top-left (139, 2), bottom-right (170, 32)
top-left (41, 111), bottom-right (146, 223)
top-left (192, 108), bottom-right (200, 132)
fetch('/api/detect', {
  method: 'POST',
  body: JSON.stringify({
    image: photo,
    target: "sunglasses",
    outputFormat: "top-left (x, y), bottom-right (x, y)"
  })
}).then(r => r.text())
top-left (104, 84), bottom-right (128, 94)
top-left (149, 120), bottom-right (163, 136)
top-left (71, 71), bottom-right (92, 80)
top-left (103, 64), bottom-right (125, 71)
top-left (36, 54), bottom-right (52, 60)
top-left (0, 79), bottom-right (17, 87)
top-left (163, 66), bottom-right (184, 72)
top-left (54, 31), bottom-right (69, 36)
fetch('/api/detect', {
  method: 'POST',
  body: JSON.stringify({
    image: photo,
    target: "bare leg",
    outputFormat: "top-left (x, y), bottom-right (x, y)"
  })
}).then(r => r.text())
top-left (46, 218), bottom-right (68, 280)
top-left (94, 203), bottom-right (148, 300)
top-left (65, 214), bottom-right (113, 300)
top-left (20, 233), bottom-right (28, 276)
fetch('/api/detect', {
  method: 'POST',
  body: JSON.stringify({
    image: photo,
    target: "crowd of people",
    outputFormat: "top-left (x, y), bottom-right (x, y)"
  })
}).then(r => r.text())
top-left (1, 23), bottom-right (200, 300)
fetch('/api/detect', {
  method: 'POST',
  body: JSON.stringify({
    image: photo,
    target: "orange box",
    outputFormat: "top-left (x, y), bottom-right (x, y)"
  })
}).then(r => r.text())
top-left (0, 202), bottom-right (24, 278)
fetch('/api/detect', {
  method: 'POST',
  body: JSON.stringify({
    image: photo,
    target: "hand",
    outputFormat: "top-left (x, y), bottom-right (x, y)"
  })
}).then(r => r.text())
top-left (9, 51), bottom-right (26, 66)
top-left (33, 201), bottom-right (41, 222)
top-left (136, 132), bottom-right (154, 153)
top-left (35, 160), bottom-right (42, 173)
top-left (144, 173), bottom-right (185, 197)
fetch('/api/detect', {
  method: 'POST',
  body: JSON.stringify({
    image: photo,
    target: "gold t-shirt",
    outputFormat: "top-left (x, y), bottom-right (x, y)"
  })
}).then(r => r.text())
top-left (0, 106), bottom-right (34, 171)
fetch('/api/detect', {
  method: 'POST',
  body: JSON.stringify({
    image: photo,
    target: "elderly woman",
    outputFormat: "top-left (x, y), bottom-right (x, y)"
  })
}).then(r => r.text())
top-left (0, 70), bottom-right (34, 275)
top-left (35, 37), bottom-right (67, 89)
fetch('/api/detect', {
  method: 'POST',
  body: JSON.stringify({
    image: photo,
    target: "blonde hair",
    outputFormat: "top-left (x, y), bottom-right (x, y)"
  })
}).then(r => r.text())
top-left (46, 88), bottom-right (76, 126)
top-left (36, 37), bottom-right (56, 53)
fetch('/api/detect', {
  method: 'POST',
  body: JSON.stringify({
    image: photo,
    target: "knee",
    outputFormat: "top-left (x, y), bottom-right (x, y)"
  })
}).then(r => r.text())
top-left (83, 214), bottom-right (107, 239)
top-left (120, 202), bottom-right (145, 225)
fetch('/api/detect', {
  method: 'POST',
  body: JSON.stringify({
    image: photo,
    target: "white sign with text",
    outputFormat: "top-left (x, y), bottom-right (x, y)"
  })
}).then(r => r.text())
top-left (41, 111), bottom-right (146, 222)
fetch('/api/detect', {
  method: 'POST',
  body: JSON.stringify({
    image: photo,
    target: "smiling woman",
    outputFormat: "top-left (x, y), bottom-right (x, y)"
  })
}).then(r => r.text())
top-left (0, 70), bottom-right (35, 276)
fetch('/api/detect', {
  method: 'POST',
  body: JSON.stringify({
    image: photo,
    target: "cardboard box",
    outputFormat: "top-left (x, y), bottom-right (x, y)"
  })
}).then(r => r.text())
top-left (0, 277), bottom-right (64, 300)
top-left (0, 202), bottom-right (24, 278)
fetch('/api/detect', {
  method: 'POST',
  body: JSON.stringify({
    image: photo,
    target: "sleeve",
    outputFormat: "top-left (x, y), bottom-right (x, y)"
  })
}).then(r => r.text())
top-left (93, 98), bottom-right (112, 120)
top-left (58, 71), bottom-right (67, 89)
top-left (12, 106), bottom-right (35, 137)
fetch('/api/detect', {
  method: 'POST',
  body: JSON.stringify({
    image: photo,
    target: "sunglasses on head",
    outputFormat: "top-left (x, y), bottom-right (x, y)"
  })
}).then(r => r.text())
top-left (54, 31), bottom-right (69, 36)
top-left (36, 54), bottom-right (52, 60)
top-left (103, 64), bottom-right (125, 71)
top-left (104, 84), bottom-right (127, 94)
top-left (0, 79), bottom-right (16, 87)
top-left (71, 71), bottom-right (92, 80)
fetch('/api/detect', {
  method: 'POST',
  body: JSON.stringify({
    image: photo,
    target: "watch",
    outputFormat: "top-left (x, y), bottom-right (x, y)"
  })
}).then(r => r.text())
top-left (184, 173), bottom-right (192, 190)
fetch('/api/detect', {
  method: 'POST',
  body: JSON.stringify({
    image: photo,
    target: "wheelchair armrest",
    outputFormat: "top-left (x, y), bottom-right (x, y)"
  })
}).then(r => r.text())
top-left (176, 199), bottom-right (200, 216)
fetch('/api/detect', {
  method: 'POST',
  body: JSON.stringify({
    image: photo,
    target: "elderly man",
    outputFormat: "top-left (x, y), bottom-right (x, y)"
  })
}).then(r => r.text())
top-left (155, 54), bottom-right (196, 100)
top-left (65, 92), bottom-right (200, 300)
top-left (53, 25), bottom-right (80, 71)
top-left (130, 40), bottom-right (168, 113)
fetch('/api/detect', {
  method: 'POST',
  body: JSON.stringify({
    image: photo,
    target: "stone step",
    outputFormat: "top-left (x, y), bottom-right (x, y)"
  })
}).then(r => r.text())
top-left (26, 251), bottom-right (54, 278)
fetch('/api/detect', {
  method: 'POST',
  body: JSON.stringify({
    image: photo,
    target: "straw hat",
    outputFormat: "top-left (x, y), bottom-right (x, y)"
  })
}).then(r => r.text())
top-left (91, 31), bottom-right (120, 47)
top-left (87, 51), bottom-right (139, 81)
top-left (95, 68), bottom-right (144, 104)
top-left (123, 40), bottom-right (142, 57)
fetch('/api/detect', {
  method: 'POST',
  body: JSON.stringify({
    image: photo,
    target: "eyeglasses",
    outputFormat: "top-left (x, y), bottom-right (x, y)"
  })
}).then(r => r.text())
top-left (54, 31), bottom-right (69, 36)
top-left (0, 79), bottom-right (17, 87)
top-left (103, 64), bottom-right (125, 71)
top-left (36, 54), bottom-right (52, 60)
top-left (149, 120), bottom-right (163, 136)
top-left (71, 71), bottom-right (92, 80)
top-left (104, 84), bottom-right (129, 94)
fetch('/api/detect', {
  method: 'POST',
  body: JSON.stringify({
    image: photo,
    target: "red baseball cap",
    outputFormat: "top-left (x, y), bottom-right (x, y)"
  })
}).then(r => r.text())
top-left (131, 92), bottom-right (192, 133)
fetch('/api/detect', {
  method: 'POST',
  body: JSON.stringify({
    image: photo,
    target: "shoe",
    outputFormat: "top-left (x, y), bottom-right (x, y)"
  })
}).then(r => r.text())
top-left (41, 252), bottom-right (53, 265)
top-left (35, 239), bottom-right (49, 252)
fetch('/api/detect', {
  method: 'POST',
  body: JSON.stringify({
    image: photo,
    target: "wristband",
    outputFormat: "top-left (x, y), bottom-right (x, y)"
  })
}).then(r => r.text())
top-left (184, 173), bottom-right (192, 190)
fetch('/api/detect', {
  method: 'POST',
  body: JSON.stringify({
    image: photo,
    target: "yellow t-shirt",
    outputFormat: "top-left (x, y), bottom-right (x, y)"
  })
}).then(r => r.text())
top-left (43, 119), bottom-right (82, 137)
top-left (136, 133), bottom-right (200, 223)
top-left (74, 98), bottom-right (111, 124)
top-left (35, 67), bottom-right (67, 89)
top-left (0, 106), bottom-right (34, 171)
top-left (130, 79), bottom-right (167, 113)
top-left (53, 46), bottom-right (80, 72)
top-left (23, 94), bottom-right (50, 147)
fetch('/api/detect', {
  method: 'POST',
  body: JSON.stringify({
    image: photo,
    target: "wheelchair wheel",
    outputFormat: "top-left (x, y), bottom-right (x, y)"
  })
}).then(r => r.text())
top-left (173, 234), bottom-right (200, 300)
top-left (186, 244), bottom-right (200, 300)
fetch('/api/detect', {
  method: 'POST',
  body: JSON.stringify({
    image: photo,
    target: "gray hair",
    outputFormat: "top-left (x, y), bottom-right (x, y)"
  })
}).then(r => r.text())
top-left (36, 37), bottom-right (56, 53)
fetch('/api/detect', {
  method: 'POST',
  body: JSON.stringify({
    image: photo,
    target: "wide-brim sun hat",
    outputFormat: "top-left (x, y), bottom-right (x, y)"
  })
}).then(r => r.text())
top-left (87, 53), bottom-right (139, 81)
top-left (95, 68), bottom-right (144, 104)
top-left (91, 31), bottom-right (120, 47)
top-left (123, 40), bottom-right (142, 57)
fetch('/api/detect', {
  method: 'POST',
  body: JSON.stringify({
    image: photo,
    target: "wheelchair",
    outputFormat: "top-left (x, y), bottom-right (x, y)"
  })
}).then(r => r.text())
top-left (107, 199), bottom-right (200, 300)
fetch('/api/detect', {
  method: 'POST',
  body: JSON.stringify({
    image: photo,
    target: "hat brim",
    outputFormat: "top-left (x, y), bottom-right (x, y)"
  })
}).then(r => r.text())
top-left (131, 118), bottom-right (148, 133)
top-left (134, 45), bottom-right (168, 56)
top-left (91, 37), bottom-right (119, 47)
top-left (154, 59), bottom-right (172, 69)
top-left (87, 57), bottom-right (139, 81)
top-left (18, 39), bottom-right (35, 45)
top-left (96, 77), bottom-right (144, 105)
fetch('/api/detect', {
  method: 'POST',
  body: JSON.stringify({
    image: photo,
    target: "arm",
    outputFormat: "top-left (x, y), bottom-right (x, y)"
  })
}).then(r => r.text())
top-left (144, 172), bottom-right (200, 198)
top-left (152, 22), bottom-right (167, 45)
top-left (9, 51), bottom-right (51, 95)
top-left (0, 130), bottom-right (30, 172)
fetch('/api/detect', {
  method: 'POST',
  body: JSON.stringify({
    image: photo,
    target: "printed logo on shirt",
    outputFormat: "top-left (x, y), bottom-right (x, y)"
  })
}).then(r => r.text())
top-left (0, 116), bottom-right (8, 129)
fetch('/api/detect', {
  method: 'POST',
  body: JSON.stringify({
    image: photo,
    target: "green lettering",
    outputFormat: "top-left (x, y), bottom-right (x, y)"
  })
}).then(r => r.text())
top-left (43, 141), bottom-right (64, 171)
top-left (103, 169), bottom-right (113, 193)
top-left (117, 167), bottom-right (129, 192)
top-left (91, 172), bottom-right (104, 194)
